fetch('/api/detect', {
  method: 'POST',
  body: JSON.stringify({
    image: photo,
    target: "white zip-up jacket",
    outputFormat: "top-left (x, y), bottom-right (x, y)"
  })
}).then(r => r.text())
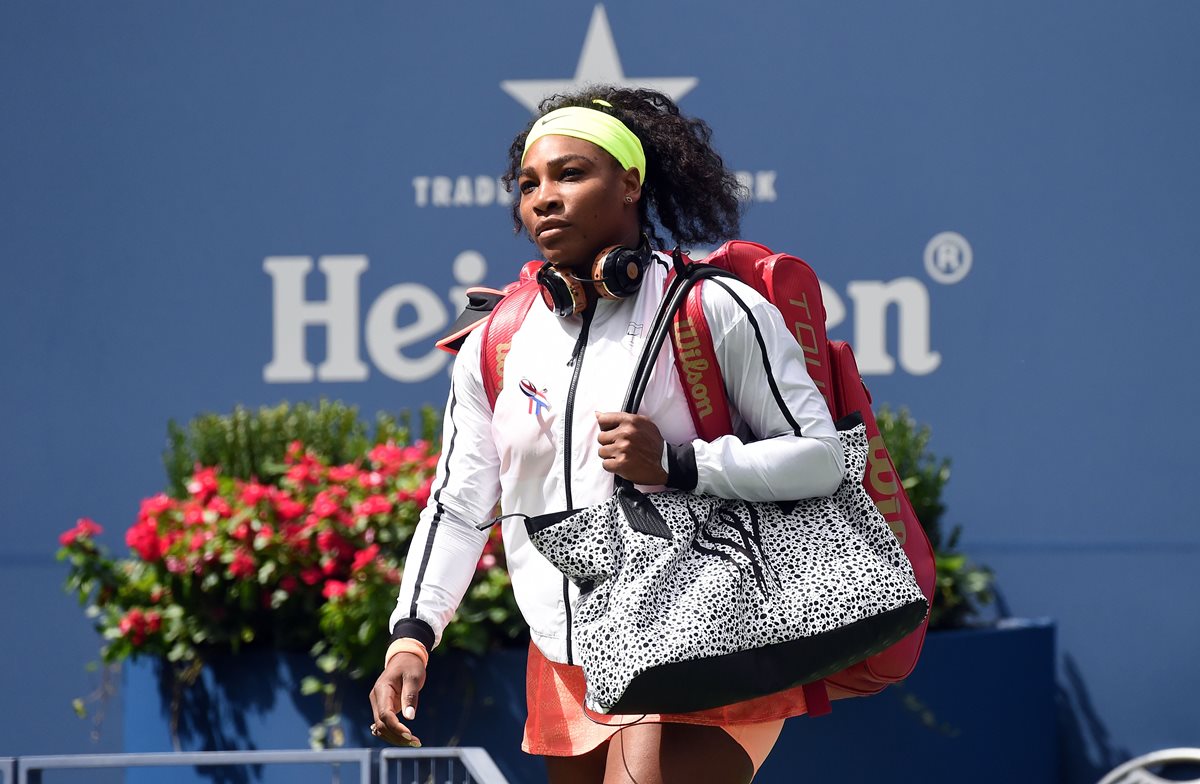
top-left (389, 254), bottom-right (845, 664)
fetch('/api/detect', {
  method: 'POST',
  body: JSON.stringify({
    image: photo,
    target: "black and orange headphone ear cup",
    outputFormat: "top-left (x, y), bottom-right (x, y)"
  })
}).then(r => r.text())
top-left (593, 236), bottom-right (651, 300)
top-left (537, 263), bottom-right (587, 317)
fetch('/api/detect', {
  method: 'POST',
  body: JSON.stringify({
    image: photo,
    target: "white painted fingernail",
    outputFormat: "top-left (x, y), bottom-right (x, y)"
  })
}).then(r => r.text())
top-left (401, 732), bottom-right (413, 741)
top-left (403, 706), bottom-right (416, 720)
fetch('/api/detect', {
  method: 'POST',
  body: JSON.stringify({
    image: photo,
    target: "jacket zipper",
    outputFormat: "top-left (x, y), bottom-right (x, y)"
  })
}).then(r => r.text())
top-left (560, 307), bottom-right (593, 665)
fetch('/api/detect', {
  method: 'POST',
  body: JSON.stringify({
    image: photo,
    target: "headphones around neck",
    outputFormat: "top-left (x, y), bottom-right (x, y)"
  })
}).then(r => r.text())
top-left (536, 234), bottom-right (654, 318)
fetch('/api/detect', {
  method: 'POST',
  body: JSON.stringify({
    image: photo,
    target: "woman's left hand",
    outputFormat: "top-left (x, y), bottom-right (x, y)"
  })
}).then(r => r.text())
top-left (596, 412), bottom-right (669, 485)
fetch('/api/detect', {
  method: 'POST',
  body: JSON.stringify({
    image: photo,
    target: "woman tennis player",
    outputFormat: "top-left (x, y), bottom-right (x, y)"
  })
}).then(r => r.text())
top-left (370, 86), bottom-right (844, 783)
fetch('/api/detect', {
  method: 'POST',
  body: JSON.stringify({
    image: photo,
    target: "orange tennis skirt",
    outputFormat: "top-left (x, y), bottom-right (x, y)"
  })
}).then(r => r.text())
top-left (521, 642), bottom-right (799, 773)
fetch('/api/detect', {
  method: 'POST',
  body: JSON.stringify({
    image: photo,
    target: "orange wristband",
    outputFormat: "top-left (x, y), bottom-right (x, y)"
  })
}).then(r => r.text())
top-left (384, 637), bottom-right (429, 669)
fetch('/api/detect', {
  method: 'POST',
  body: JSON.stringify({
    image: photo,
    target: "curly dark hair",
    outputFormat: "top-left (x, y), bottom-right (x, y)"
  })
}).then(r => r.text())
top-left (501, 86), bottom-right (745, 251)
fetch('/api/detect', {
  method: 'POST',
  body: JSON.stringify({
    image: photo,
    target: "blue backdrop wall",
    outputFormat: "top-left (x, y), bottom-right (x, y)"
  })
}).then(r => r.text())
top-left (3, 2), bottom-right (1197, 781)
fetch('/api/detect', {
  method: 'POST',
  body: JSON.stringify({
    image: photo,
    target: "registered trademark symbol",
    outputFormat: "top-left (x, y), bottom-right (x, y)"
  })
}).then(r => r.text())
top-left (923, 232), bottom-right (972, 285)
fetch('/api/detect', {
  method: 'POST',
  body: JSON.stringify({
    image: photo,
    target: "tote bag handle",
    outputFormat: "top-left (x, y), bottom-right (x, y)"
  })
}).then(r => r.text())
top-left (613, 262), bottom-right (732, 494)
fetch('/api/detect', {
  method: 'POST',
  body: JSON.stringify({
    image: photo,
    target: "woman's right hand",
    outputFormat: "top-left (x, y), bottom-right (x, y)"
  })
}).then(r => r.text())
top-left (369, 652), bottom-right (426, 747)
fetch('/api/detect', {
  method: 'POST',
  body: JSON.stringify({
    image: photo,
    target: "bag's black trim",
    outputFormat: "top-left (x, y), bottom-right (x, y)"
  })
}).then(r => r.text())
top-left (563, 576), bottom-right (574, 666)
top-left (774, 499), bottom-right (800, 516)
top-left (665, 442), bottom-right (698, 490)
top-left (389, 617), bottom-right (435, 651)
top-left (706, 276), bottom-right (804, 438)
top-left (409, 381), bottom-right (460, 617)
top-left (525, 508), bottom-right (578, 536)
top-left (617, 485), bottom-right (673, 539)
top-left (605, 598), bottom-right (928, 715)
top-left (834, 411), bottom-right (865, 431)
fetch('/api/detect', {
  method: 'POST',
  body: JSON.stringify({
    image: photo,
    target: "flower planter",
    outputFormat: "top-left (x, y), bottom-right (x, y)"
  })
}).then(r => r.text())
top-left (123, 619), bottom-right (1055, 784)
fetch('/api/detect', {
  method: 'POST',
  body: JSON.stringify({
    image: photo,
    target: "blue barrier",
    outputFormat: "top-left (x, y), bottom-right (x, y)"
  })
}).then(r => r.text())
top-left (11, 748), bottom-right (506, 784)
top-left (17, 750), bottom-right (370, 784)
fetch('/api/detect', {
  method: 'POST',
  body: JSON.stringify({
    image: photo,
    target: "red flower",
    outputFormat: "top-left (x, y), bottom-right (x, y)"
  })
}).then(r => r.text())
top-left (145, 610), bottom-right (162, 634)
top-left (119, 608), bottom-right (148, 646)
top-left (316, 530), bottom-right (355, 559)
top-left (285, 440), bottom-right (305, 465)
top-left (353, 495), bottom-right (393, 518)
top-left (351, 544), bottom-right (380, 573)
top-left (59, 517), bottom-right (103, 547)
top-left (328, 463), bottom-right (359, 483)
top-left (183, 502), bottom-right (206, 526)
top-left (300, 567), bottom-right (323, 586)
top-left (240, 481), bottom-right (270, 506)
top-left (126, 519), bottom-right (163, 561)
top-left (273, 494), bottom-right (306, 521)
top-left (322, 580), bottom-right (348, 599)
top-left (139, 494), bottom-right (174, 519)
top-left (370, 442), bottom-right (405, 476)
top-left (279, 575), bottom-right (298, 593)
top-left (359, 471), bottom-right (385, 490)
top-left (476, 553), bottom-right (498, 571)
top-left (187, 467), bottom-right (220, 500)
top-left (228, 549), bottom-right (256, 579)
top-left (284, 449), bottom-right (325, 486)
top-left (286, 462), bottom-right (322, 485)
top-left (207, 496), bottom-right (232, 518)
top-left (312, 491), bottom-right (341, 520)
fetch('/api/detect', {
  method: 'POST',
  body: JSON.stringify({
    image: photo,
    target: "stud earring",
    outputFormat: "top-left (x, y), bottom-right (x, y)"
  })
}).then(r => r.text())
top-left (624, 196), bottom-right (633, 204)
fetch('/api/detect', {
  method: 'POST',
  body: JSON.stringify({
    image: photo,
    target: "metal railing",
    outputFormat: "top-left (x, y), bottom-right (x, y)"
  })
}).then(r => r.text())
top-left (11, 748), bottom-right (510, 784)
top-left (1097, 748), bottom-right (1200, 784)
top-left (16, 749), bottom-right (374, 784)
top-left (379, 747), bottom-right (510, 784)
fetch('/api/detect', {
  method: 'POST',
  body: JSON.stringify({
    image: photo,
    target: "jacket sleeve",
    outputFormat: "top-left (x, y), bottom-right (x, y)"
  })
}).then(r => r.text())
top-left (685, 276), bottom-right (846, 502)
top-left (387, 328), bottom-right (501, 650)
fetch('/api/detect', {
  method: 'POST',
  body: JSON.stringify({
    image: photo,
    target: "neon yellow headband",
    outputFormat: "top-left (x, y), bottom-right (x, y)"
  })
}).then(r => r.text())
top-left (521, 101), bottom-right (646, 185)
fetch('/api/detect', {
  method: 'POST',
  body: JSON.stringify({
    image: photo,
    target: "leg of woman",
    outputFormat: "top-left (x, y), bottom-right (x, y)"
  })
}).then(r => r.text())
top-left (545, 740), bottom-right (610, 784)
top-left (603, 723), bottom-right (754, 784)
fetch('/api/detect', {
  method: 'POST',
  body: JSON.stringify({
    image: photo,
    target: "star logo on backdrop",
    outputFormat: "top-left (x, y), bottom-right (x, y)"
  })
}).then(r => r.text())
top-left (501, 4), bottom-right (699, 113)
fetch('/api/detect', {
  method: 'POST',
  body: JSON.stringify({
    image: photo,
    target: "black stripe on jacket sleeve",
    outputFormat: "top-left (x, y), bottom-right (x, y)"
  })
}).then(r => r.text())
top-left (408, 381), bottom-right (461, 617)
top-left (707, 277), bottom-right (804, 437)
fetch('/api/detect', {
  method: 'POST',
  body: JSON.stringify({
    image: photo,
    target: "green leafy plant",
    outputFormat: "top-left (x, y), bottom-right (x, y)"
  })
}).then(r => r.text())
top-left (876, 406), bottom-right (995, 629)
top-left (59, 399), bottom-right (526, 747)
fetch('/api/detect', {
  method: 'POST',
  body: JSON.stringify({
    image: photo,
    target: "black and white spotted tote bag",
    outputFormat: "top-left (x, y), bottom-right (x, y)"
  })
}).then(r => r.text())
top-left (524, 265), bottom-right (928, 715)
